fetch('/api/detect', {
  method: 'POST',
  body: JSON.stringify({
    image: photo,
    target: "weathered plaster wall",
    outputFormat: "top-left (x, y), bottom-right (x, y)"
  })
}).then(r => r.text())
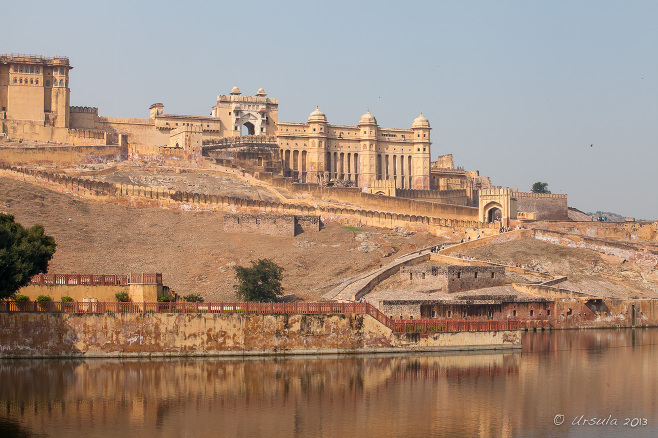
top-left (0, 313), bottom-right (520, 357)
top-left (17, 283), bottom-right (162, 302)
top-left (0, 144), bottom-right (123, 165)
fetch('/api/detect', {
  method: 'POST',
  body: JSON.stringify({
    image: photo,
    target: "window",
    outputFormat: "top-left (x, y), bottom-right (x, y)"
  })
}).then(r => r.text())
top-left (474, 272), bottom-right (478, 278)
top-left (45, 80), bottom-right (50, 86)
top-left (13, 78), bottom-right (16, 84)
top-left (491, 272), bottom-right (495, 278)
top-left (513, 310), bottom-right (517, 317)
top-left (19, 66), bottom-right (23, 73)
top-left (547, 309), bottom-right (551, 316)
top-left (448, 310), bottom-right (452, 318)
top-left (19, 78), bottom-right (22, 84)
top-left (29, 79), bottom-right (33, 84)
top-left (530, 310), bottom-right (534, 317)
top-left (457, 272), bottom-right (461, 279)
top-left (35, 79), bottom-right (38, 85)
top-left (13, 66), bottom-right (17, 73)
top-left (30, 66), bottom-right (34, 73)
top-left (36, 67), bottom-right (40, 74)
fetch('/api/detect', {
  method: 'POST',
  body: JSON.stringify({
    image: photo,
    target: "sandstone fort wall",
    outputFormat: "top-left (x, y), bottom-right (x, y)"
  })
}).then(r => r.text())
top-left (0, 312), bottom-right (520, 358)
top-left (515, 192), bottom-right (568, 220)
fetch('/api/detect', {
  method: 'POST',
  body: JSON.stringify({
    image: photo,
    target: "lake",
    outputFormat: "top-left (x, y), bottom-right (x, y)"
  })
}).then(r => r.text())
top-left (1, 329), bottom-right (656, 437)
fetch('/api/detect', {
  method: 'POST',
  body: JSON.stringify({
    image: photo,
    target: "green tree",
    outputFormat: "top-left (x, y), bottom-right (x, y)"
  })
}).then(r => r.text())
top-left (531, 182), bottom-right (551, 194)
top-left (0, 213), bottom-right (56, 300)
top-left (183, 293), bottom-right (204, 302)
top-left (234, 259), bottom-right (284, 302)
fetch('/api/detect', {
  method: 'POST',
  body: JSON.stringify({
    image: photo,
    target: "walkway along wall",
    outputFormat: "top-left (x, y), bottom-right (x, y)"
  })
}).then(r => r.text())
top-left (0, 312), bottom-right (521, 358)
top-left (0, 164), bottom-right (494, 234)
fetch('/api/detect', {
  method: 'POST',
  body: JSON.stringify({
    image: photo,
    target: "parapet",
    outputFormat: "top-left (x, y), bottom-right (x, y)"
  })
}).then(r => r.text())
top-left (70, 106), bottom-right (98, 114)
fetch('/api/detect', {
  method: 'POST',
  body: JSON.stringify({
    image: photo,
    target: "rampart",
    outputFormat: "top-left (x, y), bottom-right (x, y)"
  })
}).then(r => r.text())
top-left (514, 191), bottom-right (568, 220)
top-left (0, 164), bottom-right (494, 234)
top-left (526, 220), bottom-right (658, 243)
top-left (0, 144), bottom-right (124, 165)
top-left (255, 171), bottom-right (481, 221)
top-left (0, 306), bottom-right (521, 358)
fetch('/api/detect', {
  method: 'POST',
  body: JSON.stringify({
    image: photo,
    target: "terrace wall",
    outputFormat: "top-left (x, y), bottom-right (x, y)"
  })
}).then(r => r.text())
top-left (0, 312), bottom-right (521, 358)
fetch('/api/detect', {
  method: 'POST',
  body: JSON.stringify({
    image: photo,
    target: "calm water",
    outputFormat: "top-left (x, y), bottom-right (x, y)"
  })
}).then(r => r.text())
top-left (1, 329), bottom-right (657, 438)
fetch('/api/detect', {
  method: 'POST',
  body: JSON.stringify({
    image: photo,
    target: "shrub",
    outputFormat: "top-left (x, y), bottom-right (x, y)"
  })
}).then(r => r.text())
top-left (183, 293), bottom-right (204, 303)
top-left (157, 295), bottom-right (171, 302)
top-left (36, 295), bottom-right (52, 302)
top-left (61, 296), bottom-right (74, 302)
top-left (234, 258), bottom-right (284, 303)
top-left (115, 291), bottom-right (130, 302)
top-left (12, 294), bottom-right (30, 303)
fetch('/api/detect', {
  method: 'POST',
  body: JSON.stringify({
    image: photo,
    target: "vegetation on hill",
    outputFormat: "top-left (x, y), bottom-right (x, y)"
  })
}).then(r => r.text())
top-left (234, 259), bottom-right (284, 302)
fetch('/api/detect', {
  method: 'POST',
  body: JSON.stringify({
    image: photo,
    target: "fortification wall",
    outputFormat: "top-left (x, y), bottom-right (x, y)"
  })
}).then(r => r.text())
top-left (0, 165), bottom-right (493, 234)
top-left (256, 172), bottom-right (480, 221)
top-left (0, 144), bottom-right (124, 165)
top-left (532, 229), bottom-right (658, 265)
top-left (1, 120), bottom-right (69, 143)
top-left (98, 117), bottom-right (169, 148)
top-left (515, 192), bottom-right (568, 220)
top-left (527, 220), bottom-right (658, 243)
top-left (0, 312), bottom-right (520, 357)
top-left (224, 214), bottom-right (295, 236)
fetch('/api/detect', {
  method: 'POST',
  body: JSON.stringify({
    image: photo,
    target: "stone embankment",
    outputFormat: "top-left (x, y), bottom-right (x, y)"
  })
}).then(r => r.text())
top-left (0, 312), bottom-right (520, 358)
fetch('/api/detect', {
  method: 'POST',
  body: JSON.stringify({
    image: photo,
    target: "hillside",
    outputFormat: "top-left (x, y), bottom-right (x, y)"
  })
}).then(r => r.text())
top-left (0, 177), bottom-right (447, 302)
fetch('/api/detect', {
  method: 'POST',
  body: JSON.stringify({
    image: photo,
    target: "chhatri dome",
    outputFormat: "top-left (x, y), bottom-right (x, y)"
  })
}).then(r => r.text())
top-left (358, 109), bottom-right (377, 125)
top-left (256, 87), bottom-right (267, 96)
top-left (308, 106), bottom-right (327, 123)
top-left (230, 86), bottom-right (241, 95)
top-left (412, 113), bottom-right (430, 128)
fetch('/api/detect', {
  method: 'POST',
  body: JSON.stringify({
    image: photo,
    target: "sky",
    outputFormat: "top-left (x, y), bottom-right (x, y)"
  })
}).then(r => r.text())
top-left (4, 0), bottom-right (658, 219)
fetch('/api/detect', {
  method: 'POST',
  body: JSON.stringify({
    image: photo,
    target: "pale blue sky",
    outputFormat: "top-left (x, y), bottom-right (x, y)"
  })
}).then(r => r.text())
top-left (4, 1), bottom-right (658, 219)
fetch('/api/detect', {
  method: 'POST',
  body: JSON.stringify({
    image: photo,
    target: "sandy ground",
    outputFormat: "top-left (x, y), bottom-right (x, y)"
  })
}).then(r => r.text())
top-left (0, 177), bottom-right (448, 302)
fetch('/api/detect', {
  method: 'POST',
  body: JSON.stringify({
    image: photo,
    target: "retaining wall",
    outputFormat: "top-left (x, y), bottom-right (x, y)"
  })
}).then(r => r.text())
top-left (0, 313), bottom-right (521, 357)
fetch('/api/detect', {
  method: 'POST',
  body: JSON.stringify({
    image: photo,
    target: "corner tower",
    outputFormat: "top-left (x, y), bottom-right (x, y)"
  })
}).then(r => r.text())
top-left (411, 113), bottom-right (431, 190)
top-left (357, 110), bottom-right (378, 188)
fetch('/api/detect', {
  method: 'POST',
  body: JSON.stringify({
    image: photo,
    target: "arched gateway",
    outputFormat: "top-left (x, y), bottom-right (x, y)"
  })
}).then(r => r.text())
top-left (479, 188), bottom-right (517, 226)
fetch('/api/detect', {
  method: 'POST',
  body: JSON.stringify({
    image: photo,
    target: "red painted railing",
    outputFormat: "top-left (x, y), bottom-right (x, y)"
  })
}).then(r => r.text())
top-left (28, 273), bottom-right (161, 286)
top-left (0, 301), bottom-right (525, 334)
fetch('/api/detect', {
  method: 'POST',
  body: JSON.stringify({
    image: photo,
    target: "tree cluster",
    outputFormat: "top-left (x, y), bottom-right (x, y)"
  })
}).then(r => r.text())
top-left (0, 214), bottom-right (56, 300)
top-left (234, 258), bottom-right (284, 302)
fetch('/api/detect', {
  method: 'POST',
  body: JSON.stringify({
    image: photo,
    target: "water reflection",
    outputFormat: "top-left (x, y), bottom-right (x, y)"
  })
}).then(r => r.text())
top-left (1, 329), bottom-right (657, 437)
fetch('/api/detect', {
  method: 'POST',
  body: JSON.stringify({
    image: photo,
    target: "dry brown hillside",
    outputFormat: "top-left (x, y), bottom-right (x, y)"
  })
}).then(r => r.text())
top-left (0, 177), bottom-right (447, 301)
top-left (458, 238), bottom-right (658, 299)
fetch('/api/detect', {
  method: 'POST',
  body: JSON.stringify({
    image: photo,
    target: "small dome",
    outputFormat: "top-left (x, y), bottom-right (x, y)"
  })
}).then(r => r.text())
top-left (256, 87), bottom-right (267, 96)
top-left (412, 113), bottom-right (430, 128)
top-left (308, 106), bottom-right (327, 123)
top-left (230, 86), bottom-right (241, 95)
top-left (358, 110), bottom-right (377, 125)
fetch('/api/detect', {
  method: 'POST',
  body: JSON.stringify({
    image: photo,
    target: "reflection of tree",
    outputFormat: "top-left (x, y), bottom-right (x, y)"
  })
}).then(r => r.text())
top-left (0, 416), bottom-right (44, 438)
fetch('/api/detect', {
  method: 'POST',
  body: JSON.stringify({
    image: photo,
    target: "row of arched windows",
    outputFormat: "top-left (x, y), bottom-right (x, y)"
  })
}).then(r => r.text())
top-left (12, 77), bottom-right (65, 87)
top-left (12, 65), bottom-right (41, 74)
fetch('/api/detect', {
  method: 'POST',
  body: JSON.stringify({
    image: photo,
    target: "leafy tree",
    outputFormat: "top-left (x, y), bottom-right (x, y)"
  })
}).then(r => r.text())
top-left (0, 213), bottom-right (56, 300)
top-left (61, 296), bottom-right (74, 302)
top-left (531, 182), bottom-right (551, 194)
top-left (234, 258), bottom-right (284, 302)
top-left (36, 295), bottom-right (52, 302)
top-left (183, 293), bottom-right (204, 302)
top-left (115, 291), bottom-right (130, 302)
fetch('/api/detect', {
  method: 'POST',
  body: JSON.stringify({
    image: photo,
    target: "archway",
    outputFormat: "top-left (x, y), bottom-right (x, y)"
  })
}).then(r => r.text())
top-left (487, 207), bottom-right (502, 223)
top-left (483, 201), bottom-right (504, 223)
top-left (241, 122), bottom-right (255, 136)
